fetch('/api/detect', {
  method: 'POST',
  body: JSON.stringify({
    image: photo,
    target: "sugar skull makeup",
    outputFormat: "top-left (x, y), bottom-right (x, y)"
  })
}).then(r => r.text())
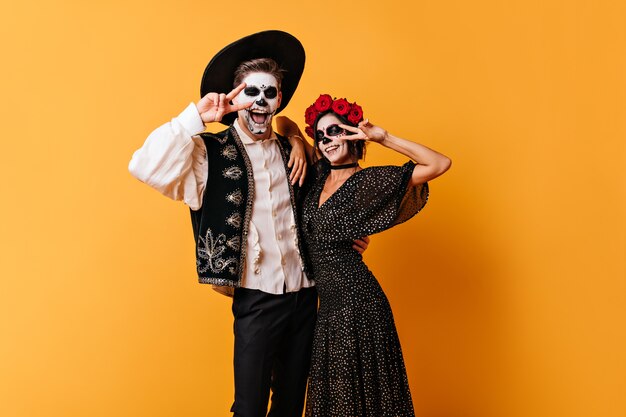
top-left (316, 124), bottom-right (346, 144)
top-left (315, 113), bottom-right (353, 163)
top-left (236, 72), bottom-right (281, 135)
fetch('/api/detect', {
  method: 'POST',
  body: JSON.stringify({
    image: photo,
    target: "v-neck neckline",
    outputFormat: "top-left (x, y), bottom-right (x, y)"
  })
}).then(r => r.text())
top-left (316, 168), bottom-right (365, 210)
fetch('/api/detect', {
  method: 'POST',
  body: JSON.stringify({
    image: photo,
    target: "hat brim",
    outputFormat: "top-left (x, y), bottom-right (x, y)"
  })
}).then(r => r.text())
top-left (200, 30), bottom-right (305, 126)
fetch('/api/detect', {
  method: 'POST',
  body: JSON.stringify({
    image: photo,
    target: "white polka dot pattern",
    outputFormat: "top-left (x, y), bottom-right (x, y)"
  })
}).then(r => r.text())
top-left (302, 162), bottom-right (428, 417)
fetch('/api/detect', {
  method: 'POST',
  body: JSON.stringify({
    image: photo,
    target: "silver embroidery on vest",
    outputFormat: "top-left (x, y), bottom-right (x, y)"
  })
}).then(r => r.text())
top-left (226, 212), bottom-right (242, 229)
top-left (221, 145), bottom-right (238, 160)
top-left (223, 166), bottom-right (243, 180)
top-left (216, 135), bottom-right (228, 145)
top-left (226, 236), bottom-right (240, 251)
top-left (197, 228), bottom-right (238, 275)
top-left (226, 189), bottom-right (243, 206)
top-left (228, 126), bottom-right (255, 287)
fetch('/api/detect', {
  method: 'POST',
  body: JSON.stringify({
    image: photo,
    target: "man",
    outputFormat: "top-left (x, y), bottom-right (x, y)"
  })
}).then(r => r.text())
top-left (129, 31), bottom-right (367, 417)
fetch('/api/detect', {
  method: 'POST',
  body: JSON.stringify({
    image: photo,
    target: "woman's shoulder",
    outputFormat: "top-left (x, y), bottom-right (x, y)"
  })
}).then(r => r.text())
top-left (353, 161), bottom-right (416, 183)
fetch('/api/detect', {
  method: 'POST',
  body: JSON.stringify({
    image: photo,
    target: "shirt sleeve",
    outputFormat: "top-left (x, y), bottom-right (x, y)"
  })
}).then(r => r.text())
top-left (128, 103), bottom-right (208, 210)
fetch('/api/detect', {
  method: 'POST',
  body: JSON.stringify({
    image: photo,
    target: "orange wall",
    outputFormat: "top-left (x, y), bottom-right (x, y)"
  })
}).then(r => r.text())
top-left (1, 1), bottom-right (625, 416)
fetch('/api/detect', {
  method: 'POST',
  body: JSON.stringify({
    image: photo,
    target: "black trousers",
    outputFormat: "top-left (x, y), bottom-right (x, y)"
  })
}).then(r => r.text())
top-left (231, 286), bottom-right (318, 417)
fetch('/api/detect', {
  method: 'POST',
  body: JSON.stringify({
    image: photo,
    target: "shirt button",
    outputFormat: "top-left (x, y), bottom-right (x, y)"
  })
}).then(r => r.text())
top-left (277, 234), bottom-right (282, 240)
top-left (281, 257), bottom-right (286, 265)
top-left (272, 210), bottom-right (277, 217)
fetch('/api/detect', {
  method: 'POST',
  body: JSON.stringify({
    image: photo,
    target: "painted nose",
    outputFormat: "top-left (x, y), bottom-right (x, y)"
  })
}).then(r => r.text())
top-left (256, 97), bottom-right (267, 106)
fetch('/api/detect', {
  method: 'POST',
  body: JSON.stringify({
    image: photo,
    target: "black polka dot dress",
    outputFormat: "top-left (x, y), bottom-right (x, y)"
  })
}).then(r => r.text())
top-left (302, 161), bottom-right (429, 417)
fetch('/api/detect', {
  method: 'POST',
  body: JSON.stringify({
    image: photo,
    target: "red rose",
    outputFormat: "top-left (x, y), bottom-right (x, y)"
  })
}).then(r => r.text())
top-left (305, 126), bottom-right (315, 139)
top-left (305, 105), bottom-right (318, 126)
top-left (314, 94), bottom-right (333, 112)
top-left (347, 103), bottom-right (363, 124)
top-left (331, 98), bottom-right (350, 116)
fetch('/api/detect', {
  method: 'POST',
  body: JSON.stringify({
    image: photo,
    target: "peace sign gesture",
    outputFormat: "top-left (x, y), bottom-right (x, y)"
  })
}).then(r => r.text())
top-left (196, 82), bottom-right (253, 124)
top-left (338, 119), bottom-right (388, 144)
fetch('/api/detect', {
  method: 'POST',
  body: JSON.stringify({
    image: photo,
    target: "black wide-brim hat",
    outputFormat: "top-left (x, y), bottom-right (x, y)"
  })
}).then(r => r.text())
top-left (200, 30), bottom-right (306, 126)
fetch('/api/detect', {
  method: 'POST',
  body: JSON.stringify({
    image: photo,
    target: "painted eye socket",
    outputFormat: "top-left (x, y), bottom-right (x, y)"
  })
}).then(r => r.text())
top-left (315, 124), bottom-right (345, 143)
top-left (244, 87), bottom-right (260, 96)
top-left (326, 124), bottom-right (344, 136)
top-left (264, 87), bottom-right (278, 99)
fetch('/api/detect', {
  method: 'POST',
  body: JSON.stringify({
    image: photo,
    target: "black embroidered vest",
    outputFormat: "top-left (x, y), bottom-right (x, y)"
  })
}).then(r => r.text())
top-left (189, 126), bottom-right (309, 288)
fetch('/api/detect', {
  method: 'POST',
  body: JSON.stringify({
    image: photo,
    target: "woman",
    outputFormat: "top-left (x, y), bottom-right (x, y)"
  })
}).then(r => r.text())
top-left (278, 93), bottom-right (451, 417)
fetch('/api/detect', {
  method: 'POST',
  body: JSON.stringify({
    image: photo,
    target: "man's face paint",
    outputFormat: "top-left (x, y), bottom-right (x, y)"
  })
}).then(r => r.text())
top-left (236, 72), bottom-right (281, 135)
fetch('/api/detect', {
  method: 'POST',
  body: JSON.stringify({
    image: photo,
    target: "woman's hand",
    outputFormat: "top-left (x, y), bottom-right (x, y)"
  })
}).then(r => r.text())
top-left (338, 119), bottom-right (388, 144)
top-left (196, 83), bottom-right (253, 124)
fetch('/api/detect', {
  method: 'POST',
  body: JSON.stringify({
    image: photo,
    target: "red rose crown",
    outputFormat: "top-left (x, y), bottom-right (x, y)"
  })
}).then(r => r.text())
top-left (303, 94), bottom-right (365, 139)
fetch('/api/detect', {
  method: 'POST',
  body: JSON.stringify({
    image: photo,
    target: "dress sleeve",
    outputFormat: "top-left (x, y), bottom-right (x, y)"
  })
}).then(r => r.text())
top-left (344, 161), bottom-right (429, 239)
top-left (128, 103), bottom-right (208, 210)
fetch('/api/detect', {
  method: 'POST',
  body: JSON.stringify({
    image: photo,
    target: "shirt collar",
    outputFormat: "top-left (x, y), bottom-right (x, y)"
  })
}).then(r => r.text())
top-left (234, 118), bottom-right (277, 144)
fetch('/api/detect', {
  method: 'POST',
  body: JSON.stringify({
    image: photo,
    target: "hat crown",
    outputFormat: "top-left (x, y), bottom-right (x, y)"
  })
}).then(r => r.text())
top-left (200, 31), bottom-right (306, 126)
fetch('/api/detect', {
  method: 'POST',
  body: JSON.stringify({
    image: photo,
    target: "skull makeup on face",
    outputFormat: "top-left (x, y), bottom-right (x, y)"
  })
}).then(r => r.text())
top-left (236, 72), bottom-right (281, 135)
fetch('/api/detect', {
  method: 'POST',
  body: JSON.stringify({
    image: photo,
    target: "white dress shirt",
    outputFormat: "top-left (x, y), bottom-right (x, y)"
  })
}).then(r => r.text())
top-left (129, 103), bottom-right (313, 294)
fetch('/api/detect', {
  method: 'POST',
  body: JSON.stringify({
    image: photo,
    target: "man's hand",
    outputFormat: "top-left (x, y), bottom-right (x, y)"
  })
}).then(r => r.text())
top-left (278, 116), bottom-right (308, 186)
top-left (197, 83), bottom-right (253, 124)
top-left (352, 236), bottom-right (371, 254)
top-left (287, 136), bottom-right (307, 186)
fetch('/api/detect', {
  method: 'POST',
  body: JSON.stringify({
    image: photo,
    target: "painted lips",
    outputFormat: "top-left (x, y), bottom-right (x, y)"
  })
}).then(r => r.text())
top-left (325, 144), bottom-right (340, 155)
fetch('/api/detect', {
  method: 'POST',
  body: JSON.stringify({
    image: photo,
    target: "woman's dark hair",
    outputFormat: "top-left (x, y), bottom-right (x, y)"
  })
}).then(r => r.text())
top-left (313, 111), bottom-right (366, 170)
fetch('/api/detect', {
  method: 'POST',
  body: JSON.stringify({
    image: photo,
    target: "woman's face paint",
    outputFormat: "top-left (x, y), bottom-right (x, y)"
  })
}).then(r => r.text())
top-left (316, 113), bottom-right (354, 165)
